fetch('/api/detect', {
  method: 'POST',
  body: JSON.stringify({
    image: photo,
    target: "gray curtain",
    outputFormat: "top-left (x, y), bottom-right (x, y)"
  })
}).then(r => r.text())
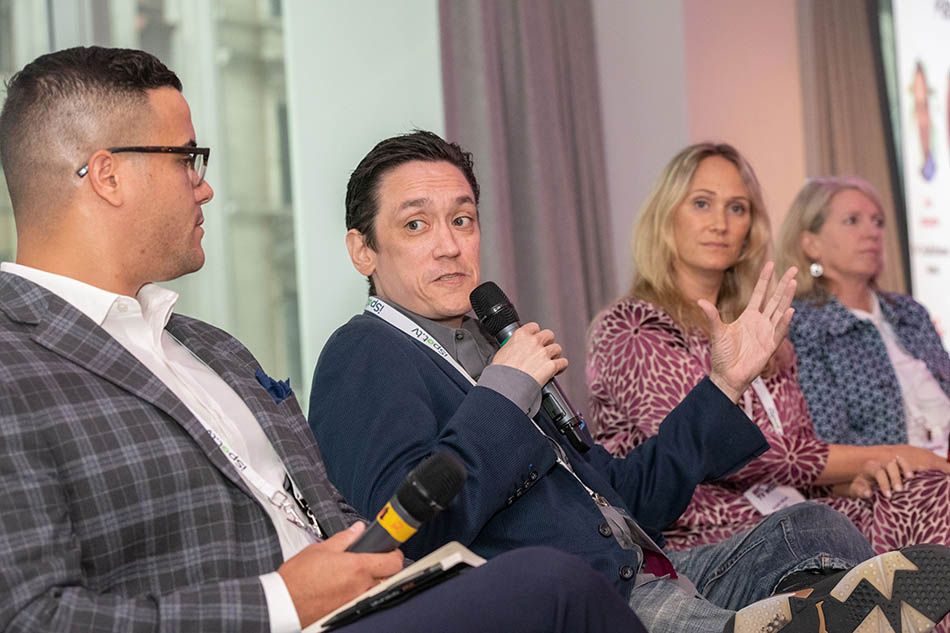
top-left (440, 0), bottom-right (615, 404)
top-left (798, 0), bottom-right (907, 293)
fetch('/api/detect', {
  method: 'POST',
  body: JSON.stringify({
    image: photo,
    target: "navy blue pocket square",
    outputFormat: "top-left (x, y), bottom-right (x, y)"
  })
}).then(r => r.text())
top-left (256, 368), bottom-right (292, 404)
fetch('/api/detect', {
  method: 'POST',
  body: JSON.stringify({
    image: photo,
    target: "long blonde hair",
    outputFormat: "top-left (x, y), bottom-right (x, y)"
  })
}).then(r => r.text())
top-left (631, 142), bottom-right (772, 332)
top-left (776, 176), bottom-right (885, 301)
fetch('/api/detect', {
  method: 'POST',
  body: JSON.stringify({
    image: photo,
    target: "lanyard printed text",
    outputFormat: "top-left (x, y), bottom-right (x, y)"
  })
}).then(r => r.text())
top-left (364, 296), bottom-right (608, 508)
top-left (204, 426), bottom-right (249, 473)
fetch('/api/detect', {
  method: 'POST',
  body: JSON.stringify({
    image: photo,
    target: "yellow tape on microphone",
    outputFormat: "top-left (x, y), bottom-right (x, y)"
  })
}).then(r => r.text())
top-left (375, 502), bottom-right (418, 543)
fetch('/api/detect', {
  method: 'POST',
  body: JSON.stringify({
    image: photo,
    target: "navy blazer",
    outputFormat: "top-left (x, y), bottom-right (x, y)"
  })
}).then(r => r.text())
top-left (310, 313), bottom-right (767, 597)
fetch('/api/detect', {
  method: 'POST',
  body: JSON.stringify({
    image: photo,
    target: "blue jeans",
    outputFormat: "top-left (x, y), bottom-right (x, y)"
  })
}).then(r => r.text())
top-left (628, 502), bottom-right (875, 633)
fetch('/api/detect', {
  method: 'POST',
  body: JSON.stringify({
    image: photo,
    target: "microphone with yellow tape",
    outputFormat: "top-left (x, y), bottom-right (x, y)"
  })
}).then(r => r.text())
top-left (346, 451), bottom-right (467, 553)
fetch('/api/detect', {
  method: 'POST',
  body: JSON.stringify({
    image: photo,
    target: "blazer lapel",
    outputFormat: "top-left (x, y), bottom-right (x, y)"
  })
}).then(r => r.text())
top-left (424, 343), bottom-right (476, 392)
top-left (8, 279), bottom-right (256, 497)
top-left (359, 313), bottom-right (476, 393)
top-left (164, 320), bottom-right (302, 460)
top-left (167, 317), bottom-right (353, 534)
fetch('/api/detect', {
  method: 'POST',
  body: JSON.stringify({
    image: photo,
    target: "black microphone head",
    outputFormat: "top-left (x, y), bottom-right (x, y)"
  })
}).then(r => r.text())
top-left (470, 282), bottom-right (520, 337)
top-left (396, 451), bottom-right (467, 523)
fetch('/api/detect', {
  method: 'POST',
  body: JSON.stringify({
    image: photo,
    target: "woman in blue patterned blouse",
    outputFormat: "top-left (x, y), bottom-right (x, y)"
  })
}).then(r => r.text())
top-left (777, 176), bottom-right (950, 457)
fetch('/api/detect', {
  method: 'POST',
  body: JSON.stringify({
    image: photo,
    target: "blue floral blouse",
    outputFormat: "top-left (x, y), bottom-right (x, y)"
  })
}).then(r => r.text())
top-left (790, 292), bottom-right (950, 445)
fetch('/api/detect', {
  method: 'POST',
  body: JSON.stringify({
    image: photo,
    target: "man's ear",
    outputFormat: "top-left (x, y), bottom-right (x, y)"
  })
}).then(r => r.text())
top-left (346, 229), bottom-right (377, 277)
top-left (800, 231), bottom-right (821, 261)
top-left (85, 150), bottom-right (124, 207)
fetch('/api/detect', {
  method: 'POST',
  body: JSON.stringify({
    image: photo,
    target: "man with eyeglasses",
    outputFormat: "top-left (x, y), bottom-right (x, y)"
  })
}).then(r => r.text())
top-left (0, 47), bottom-right (648, 633)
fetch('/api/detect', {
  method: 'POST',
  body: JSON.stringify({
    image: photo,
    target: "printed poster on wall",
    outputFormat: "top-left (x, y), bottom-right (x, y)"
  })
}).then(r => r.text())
top-left (892, 0), bottom-right (950, 345)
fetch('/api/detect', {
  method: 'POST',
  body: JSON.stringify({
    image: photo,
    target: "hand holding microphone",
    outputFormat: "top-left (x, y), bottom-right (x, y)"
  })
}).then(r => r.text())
top-left (347, 451), bottom-right (467, 553)
top-left (470, 282), bottom-right (592, 453)
top-left (490, 322), bottom-right (568, 386)
top-left (279, 452), bottom-right (466, 627)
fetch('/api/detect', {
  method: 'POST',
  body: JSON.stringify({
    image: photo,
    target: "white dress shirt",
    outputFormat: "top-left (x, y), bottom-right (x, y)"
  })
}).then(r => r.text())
top-left (1, 262), bottom-right (310, 633)
top-left (851, 294), bottom-right (950, 456)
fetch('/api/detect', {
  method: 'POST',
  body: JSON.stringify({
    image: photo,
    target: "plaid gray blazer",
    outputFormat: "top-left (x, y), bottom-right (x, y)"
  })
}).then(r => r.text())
top-left (0, 272), bottom-right (363, 632)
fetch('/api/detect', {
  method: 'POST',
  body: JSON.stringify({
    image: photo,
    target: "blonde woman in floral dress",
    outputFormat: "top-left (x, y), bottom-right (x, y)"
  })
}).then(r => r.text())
top-left (587, 143), bottom-right (950, 558)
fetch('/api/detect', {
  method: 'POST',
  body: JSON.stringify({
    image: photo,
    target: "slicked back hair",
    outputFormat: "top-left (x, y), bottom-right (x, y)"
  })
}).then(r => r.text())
top-left (0, 46), bottom-right (182, 217)
top-left (345, 130), bottom-right (480, 294)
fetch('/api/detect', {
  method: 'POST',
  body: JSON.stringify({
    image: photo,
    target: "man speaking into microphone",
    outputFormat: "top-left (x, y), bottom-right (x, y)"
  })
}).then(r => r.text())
top-left (0, 50), bottom-right (648, 633)
top-left (309, 131), bottom-right (950, 633)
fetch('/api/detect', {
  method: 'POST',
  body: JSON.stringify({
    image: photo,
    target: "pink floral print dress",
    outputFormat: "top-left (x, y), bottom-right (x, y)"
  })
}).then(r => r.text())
top-left (587, 297), bottom-right (950, 554)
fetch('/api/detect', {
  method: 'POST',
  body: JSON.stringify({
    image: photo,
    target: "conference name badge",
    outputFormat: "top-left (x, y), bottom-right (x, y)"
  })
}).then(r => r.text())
top-left (743, 483), bottom-right (807, 515)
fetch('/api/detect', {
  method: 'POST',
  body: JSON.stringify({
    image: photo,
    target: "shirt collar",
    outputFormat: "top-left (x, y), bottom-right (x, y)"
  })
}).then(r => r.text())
top-left (136, 283), bottom-right (179, 330)
top-left (876, 293), bottom-right (903, 327)
top-left (835, 291), bottom-right (903, 335)
top-left (392, 304), bottom-right (473, 352)
top-left (849, 292), bottom-right (881, 324)
top-left (0, 262), bottom-right (179, 329)
top-left (385, 301), bottom-right (496, 376)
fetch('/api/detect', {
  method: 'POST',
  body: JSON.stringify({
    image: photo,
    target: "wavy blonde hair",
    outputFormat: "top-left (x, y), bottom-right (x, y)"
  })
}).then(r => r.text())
top-left (776, 176), bottom-right (885, 301)
top-left (630, 142), bottom-right (772, 332)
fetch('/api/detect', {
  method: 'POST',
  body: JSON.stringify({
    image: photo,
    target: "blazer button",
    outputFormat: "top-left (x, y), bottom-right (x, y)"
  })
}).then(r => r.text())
top-left (598, 522), bottom-right (612, 538)
top-left (529, 470), bottom-right (539, 481)
top-left (619, 565), bottom-right (635, 581)
top-left (506, 496), bottom-right (515, 506)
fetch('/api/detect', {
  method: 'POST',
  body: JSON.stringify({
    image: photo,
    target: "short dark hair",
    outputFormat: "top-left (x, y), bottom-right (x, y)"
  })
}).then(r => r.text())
top-left (345, 130), bottom-right (480, 251)
top-left (0, 46), bottom-right (181, 214)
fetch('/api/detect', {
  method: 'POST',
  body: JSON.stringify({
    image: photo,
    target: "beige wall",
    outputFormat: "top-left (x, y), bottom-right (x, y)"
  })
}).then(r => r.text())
top-left (682, 0), bottom-right (807, 233)
top-left (593, 0), bottom-right (809, 290)
top-left (592, 0), bottom-right (691, 297)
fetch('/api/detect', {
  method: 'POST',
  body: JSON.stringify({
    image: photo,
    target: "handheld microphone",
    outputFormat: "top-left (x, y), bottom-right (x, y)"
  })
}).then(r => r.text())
top-left (347, 451), bottom-right (467, 553)
top-left (470, 282), bottom-right (592, 453)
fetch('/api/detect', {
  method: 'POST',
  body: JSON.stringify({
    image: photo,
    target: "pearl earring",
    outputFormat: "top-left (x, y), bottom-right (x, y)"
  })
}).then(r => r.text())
top-left (809, 262), bottom-right (824, 278)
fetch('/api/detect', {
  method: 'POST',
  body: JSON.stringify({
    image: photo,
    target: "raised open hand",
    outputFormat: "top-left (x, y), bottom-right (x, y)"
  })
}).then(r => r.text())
top-left (699, 262), bottom-right (797, 403)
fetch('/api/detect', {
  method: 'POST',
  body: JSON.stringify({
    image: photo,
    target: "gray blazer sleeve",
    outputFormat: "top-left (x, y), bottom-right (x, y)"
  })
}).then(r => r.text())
top-left (0, 387), bottom-right (272, 633)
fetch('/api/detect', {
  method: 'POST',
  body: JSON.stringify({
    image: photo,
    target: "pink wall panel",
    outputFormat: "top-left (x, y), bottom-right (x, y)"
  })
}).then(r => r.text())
top-left (683, 0), bottom-right (807, 232)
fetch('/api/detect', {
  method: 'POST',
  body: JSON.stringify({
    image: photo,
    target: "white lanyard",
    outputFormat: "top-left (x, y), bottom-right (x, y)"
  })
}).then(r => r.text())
top-left (364, 297), bottom-right (610, 506)
top-left (202, 424), bottom-right (323, 537)
top-left (166, 333), bottom-right (323, 538)
top-left (743, 377), bottom-right (784, 436)
top-left (741, 379), bottom-right (801, 514)
top-left (365, 297), bottom-right (476, 386)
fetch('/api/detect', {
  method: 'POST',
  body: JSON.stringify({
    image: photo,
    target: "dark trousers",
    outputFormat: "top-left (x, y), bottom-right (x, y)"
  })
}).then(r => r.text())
top-left (342, 547), bottom-right (645, 633)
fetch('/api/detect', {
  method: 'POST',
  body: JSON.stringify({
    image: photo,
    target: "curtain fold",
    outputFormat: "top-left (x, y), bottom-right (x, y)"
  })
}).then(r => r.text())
top-left (798, 0), bottom-right (907, 292)
top-left (440, 0), bottom-right (615, 404)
